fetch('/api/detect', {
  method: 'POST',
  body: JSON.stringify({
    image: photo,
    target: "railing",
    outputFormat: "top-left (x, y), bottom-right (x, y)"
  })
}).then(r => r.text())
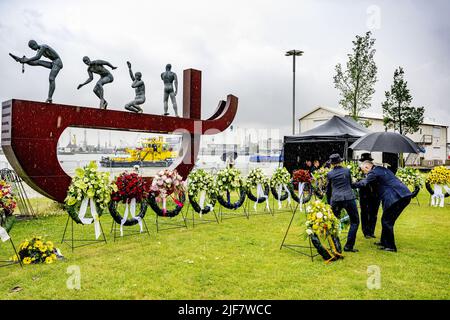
top-left (405, 134), bottom-right (432, 166)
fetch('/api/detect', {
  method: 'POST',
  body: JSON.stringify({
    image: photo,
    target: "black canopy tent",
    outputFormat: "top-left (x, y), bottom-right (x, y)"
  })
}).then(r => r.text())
top-left (283, 115), bottom-right (371, 173)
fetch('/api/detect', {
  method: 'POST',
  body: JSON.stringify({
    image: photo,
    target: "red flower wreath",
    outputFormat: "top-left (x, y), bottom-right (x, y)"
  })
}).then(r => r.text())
top-left (112, 172), bottom-right (148, 203)
top-left (292, 169), bottom-right (311, 188)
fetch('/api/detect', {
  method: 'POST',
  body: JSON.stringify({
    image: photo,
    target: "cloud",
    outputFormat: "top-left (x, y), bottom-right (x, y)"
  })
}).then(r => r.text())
top-left (0, 0), bottom-right (448, 145)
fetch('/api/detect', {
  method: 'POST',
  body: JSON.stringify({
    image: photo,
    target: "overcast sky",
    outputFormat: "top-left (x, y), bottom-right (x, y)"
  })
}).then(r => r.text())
top-left (0, 0), bottom-right (449, 146)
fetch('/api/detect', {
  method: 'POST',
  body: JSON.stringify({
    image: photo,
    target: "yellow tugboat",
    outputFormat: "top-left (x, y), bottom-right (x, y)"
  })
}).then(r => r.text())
top-left (100, 137), bottom-right (177, 167)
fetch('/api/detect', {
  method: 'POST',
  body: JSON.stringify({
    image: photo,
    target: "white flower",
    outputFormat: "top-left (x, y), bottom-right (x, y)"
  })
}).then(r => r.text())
top-left (316, 212), bottom-right (323, 219)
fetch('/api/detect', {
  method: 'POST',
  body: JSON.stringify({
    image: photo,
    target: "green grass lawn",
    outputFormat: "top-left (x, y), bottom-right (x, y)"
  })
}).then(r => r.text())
top-left (1, 189), bottom-right (449, 300)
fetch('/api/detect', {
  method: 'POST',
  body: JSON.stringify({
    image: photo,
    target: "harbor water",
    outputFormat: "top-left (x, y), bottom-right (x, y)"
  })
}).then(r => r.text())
top-left (0, 154), bottom-right (281, 199)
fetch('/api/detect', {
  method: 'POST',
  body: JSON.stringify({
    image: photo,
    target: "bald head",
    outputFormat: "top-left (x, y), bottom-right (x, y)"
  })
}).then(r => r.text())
top-left (360, 160), bottom-right (374, 174)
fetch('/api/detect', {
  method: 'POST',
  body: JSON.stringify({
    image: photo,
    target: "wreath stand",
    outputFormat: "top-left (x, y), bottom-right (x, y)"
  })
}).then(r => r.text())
top-left (270, 196), bottom-right (297, 215)
top-left (218, 190), bottom-right (249, 222)
top-left (218, 205), bottom-right (249, 222)
top-left (244, 186), bottom-right (273, 218)
top-left (110, 218), bottom-right (151, 242)
top-left (426, 183), bottom-right (449, 207)
top-left (185, 202), bottom-right (219, 228)
top-left (244, 197), bottom-right (273, 218)
top-left (61, 216), bottom-right (107, 252)
top-left (109, 201), bottom-right (151, 242)
top-left (147, 193), bottom-right (188, 232)
top-left (0, 237), bottom-right (23, 268)
top-left (279, 202), bottom-right (318, 261)
top-left (155, 211), bottom-right (188, 232)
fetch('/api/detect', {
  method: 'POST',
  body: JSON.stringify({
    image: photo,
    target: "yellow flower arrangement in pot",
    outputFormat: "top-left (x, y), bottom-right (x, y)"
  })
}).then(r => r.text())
top-left (11, 236), bottom-right (63, 265)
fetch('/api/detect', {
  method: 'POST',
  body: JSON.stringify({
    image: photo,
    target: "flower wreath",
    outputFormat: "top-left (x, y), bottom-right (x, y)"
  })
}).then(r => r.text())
top-left (396, 167), bottom-right (423, 198)
top-left (109, 172), bottom-right (149, 235)
top-left (64, 162), bottom-right (116, 225)
top-left (342, 161), bottom-right (364, 183)
top-left (305, 200), bottom-right (343, 263)
top-left (311, 167), bottom-right (331, 198)
top-left (270, 167), bottom-right (292, 208)
top-left (291, 169), bottom-right (313, 205)
top-left (0, 180), bottom-right (17, 234)
top-left (245, 168), bottom-right (270, 204)
top-left (425, 166), bottom-right (450, 198)
top-left (187, 169), bottom-right (217, 214)
top-left (215, 167), bottom-right (246, 210)
top-left (148, 169), bottom-right (186, 217)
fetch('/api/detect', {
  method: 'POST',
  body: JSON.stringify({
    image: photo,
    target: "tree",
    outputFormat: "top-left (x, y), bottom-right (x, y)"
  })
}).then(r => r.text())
top-left (382, 67), bottom-right (424, 135)
top-left (334, 31), bottom-right (377, 125)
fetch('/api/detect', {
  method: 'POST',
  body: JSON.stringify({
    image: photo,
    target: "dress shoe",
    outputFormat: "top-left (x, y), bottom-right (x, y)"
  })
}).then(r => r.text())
top-left (369, 235), bottom-right (376, 239)
top-left (379, 247), bottom-right (397, 252)
top-left (344, 247), bottom-right (359, 252)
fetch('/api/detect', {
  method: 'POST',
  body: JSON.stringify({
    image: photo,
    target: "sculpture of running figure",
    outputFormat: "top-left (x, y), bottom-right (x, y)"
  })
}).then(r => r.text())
top-left (77, 56), bottom-right (117, 109)
top-left (124, 61), bottom-right (145, 113)
top-left (9, 40), bottom-right (63, 103)
top-left (161, 64), bottom-right (179, 117)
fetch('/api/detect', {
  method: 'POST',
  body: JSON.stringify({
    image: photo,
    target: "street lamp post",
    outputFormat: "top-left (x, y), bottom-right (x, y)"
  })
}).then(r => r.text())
top-left (285, 49), bottom-right (303, 135)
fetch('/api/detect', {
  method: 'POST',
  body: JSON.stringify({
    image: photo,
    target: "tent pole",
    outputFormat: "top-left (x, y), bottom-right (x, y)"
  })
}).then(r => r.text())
top-left (344, 139), bottom-right (348, 161)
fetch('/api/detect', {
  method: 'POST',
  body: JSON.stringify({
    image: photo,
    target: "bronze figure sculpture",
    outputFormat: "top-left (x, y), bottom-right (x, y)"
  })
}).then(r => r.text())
top-left (77, 56), bottom-right (117, 109)
top-left (9, 40), bottom-right (63, 103)
top-left (161, 64), bottom-right (179, 117)
top-left (124, 61), bottom-right (145, 113)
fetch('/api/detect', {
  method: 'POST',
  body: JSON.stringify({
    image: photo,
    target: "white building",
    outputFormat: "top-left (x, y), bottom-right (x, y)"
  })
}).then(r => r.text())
top-left (299, 106), bottom-right (449, 165)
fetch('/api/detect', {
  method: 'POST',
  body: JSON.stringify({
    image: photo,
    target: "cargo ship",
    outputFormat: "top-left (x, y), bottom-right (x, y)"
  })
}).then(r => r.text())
top-left (100, 137), bottom-right (177, 168)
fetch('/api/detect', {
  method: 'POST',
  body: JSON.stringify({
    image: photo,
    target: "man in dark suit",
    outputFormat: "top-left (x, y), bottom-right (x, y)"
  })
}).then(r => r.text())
top-left (326, 154), bottom-right (360, 252)
top-left (358, 153), bottom-right (381, 239)
top-left (353, 161), bottom-right (412, 252)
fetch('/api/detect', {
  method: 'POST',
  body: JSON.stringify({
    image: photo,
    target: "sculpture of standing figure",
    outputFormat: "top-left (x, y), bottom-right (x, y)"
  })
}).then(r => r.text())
top-left (9, 40), bottom-right (63, 103)
top-left (161, 64), bottom-right (179, 117)
top-left (124, 61), bottom-right (145, 113)
top-left (77, 56), bottom-right (117, 109)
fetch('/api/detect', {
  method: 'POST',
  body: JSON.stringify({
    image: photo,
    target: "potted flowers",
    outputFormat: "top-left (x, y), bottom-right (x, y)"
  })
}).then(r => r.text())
top-left (12, 236), bottom-right (62, 265)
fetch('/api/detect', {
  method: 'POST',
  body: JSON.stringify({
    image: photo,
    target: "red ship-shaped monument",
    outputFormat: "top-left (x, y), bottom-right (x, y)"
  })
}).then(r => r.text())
top-left (1, 69), bottom-right (238, 203)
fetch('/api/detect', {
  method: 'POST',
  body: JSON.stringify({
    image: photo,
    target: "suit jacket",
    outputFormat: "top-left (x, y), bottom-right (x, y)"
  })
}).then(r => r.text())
top-left (326, 166), bottom-right (356, 203)
top-left (359, 179), bottom-right (380, 201)
top-left (354, 166), bottom-right (411, 211)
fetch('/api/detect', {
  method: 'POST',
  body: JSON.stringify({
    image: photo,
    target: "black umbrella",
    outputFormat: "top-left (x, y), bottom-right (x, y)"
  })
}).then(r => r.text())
top-left (221, 151), bottom-right (238, 162)
top-left (349, 132), bottom-right (421, 154)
